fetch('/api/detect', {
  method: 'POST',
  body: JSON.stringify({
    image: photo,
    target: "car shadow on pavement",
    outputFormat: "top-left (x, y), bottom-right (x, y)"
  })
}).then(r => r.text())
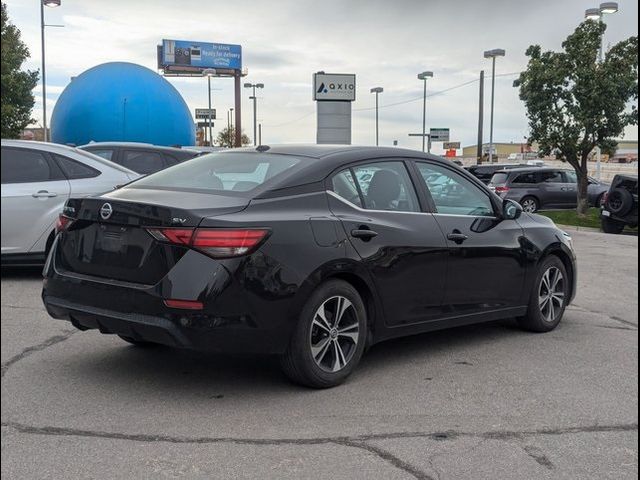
top-left (48, 319), bottom-right (526, 395)
top-left (1, 267), bottom-right (44, 279)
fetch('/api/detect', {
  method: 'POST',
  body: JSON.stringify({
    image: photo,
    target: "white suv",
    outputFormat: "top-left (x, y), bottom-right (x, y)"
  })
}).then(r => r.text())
top-left (1, 140), bottom-right (139, 266)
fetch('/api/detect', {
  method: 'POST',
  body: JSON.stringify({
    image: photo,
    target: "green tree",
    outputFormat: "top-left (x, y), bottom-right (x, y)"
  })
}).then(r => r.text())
top-left (215, 126), bottom-right (251, 148)
top-left (517, 21), bottom-right (638, 215)
top-left (1, 3), bottom-right (39, 138)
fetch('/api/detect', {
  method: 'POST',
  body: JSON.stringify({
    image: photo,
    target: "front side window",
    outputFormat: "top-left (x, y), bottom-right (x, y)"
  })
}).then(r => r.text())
top-left (1, 148), bottom-right (63, 184)
top-left (564, 171), bottom-right (578, 183)
top-left (351, 162), bottom-right (419, 212)
top-left (129, 152), bottom-right (302, 194)
top-left (417, 162), bottom-right (494, 217)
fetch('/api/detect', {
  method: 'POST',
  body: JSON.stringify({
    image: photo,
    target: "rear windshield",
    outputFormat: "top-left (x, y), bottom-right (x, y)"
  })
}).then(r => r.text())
top-left (127, 152), bottom-right (303, 194)
top-left (490, 173), bottom-right (509, 185)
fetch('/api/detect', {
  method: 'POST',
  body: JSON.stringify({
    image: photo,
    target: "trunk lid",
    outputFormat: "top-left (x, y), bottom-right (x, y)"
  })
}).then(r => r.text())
top-left (56, 188), bottom-right (249, 285)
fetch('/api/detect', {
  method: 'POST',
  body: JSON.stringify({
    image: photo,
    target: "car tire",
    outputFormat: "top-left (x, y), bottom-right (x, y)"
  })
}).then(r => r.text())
top-left (606, 188), bottom-right (634, 216)
top-left (601, 216), bottom-right (625, 234)
top-left (280, 279), bottom-right (367, 388)
top-left (517, 255), bottom-right (568, 333)
top-left (117, 335), bottom-right (157, 347)
top-left (520, 196), bottom-right (539, 213)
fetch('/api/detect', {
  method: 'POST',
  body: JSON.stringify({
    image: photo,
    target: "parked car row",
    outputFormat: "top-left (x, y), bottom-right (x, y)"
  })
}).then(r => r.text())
top-left (487, 167), bottom-right (609, 213)
top-left (1, 140), bottom-right (140, 265)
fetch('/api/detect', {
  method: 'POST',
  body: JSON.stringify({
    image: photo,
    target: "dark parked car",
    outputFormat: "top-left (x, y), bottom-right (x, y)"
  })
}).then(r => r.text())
top-left (465, 163), bottom-right (524, 184)
top-left (488, 167), bottom-right (609, 213)
top-left (79, 142), bottom-right (198, 175)
top-left (43, 145), bottom-right (577, 388)
top-left (601, 174), bottom-right (638, 234)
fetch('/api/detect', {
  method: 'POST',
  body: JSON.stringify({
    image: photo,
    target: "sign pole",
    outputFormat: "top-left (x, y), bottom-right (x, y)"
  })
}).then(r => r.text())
top-left (477, 70), bottom-right (485, 163)
top-left (207, 76), bottom-right (213, 146)
top-left (234, 73), bottom-right (241, 147)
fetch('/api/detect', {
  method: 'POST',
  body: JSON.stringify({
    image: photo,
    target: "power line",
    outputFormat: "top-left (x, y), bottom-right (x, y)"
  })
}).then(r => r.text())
top-left (264, 71), bottom-right (521, 126)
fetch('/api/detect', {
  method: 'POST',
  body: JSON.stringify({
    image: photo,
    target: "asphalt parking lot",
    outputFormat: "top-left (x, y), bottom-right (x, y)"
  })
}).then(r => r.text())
top-left (1, 229), bottom-right (637, 479)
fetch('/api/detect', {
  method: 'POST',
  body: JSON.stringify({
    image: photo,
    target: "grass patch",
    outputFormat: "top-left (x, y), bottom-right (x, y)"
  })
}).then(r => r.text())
top-left (538, 208), bottom-right (602, 229)
top-left (539, 207), bottom-right (638, 232)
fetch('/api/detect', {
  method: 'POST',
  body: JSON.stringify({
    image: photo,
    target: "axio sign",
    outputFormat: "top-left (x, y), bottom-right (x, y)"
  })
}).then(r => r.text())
top-left (313, 73), bottom-right (356, 101)
top-left (162, 39), bottom-right (242, 70)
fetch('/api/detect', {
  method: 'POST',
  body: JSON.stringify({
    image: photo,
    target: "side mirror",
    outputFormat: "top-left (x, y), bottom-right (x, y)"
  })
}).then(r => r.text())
top-left (502, 199), bottom-right (523, 220)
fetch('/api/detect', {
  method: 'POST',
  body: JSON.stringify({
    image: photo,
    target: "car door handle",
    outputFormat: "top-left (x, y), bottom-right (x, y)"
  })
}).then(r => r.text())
top-left (32, 190), bottom-right (57, 198)
top-left (447, 232), bottom-right (468, 244)
top-left (351, 229), bottom-right (378, 240)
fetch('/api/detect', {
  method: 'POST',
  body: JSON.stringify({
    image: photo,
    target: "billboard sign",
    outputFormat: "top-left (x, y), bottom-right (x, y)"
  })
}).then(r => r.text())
top-left (443, 141), bottom-right (460, 150)
top-left (195, 108), bottom-right (217, 119)
top-left (313, 73), bottom-right (356, 101)
top-left (197, 121), bottom-right (214, 128)
top-left (162, 40), bottom-right (242, 70)
top-left (430, 128), bottom-right (450, 142)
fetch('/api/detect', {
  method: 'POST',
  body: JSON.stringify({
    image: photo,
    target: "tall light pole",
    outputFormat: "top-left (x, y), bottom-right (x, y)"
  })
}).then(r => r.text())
top-left (483, 48), bottom-right (506, 163)
top-left (40, 0), bottom-right (62, 142)
top-left (202, 69), bottom-right (217, 146)
top-left (417, 71), bottom-right (433, 152)
top-left (370, 87), bottom-right (383, 146)
top-left (585, 2), bottom-right (619, 180)
top-left (244, 82), bottom-right (264, 146)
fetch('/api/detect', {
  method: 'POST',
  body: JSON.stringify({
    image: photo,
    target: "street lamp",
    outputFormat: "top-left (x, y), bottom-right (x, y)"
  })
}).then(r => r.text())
top-left (40, 0), bottom-right (61, 142)
top-left (584, 2), bottom-right (619, 180)
top-left (417, 71), bottom-right (433, 153)
top-left (370, 87), bottom-right (383, 146)
top-left (483, 48), bottom-right (506, 163)
top-left (244, 82), bottom-right (264, 146)
top-left (202, 69), bottom-right (217, 146)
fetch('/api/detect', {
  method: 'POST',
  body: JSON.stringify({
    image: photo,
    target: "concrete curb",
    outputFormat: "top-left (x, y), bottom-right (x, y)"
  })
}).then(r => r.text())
top-left (555, 224), bottom-right (602, 233)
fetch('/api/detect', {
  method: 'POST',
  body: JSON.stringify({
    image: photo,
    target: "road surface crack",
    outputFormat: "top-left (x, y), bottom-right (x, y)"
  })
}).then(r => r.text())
top-left (1, 330), bottom-right (76, 378)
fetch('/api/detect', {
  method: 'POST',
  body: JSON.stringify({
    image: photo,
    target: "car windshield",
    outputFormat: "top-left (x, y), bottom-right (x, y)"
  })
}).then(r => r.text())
top-left (128, 152), bottom-right (303, 194)
top-left (489, 173), bottom-right (509, 185)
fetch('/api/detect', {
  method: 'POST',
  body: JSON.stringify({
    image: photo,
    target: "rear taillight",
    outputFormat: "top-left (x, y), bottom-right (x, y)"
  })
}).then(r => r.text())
top-left (147, 228), bottom-right (270, 258)
top-left (55, 214), bottom-right (74, 233)
top-left (601, 192), bottom-right (609, 206)
top-left (495, 186), bottom-right (510, 195)
top-left (163, 299), bottom-right (204, 310)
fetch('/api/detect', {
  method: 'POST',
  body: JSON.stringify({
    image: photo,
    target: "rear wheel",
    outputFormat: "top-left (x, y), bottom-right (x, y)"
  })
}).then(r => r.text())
top-left (280, 280), bottom-right (367, 388)
top-left (518, 255), bottom-right (568, 332)
top-left (601, 216), bottom-right (625, 234)
top-left (520, 196), bottom-right (539, 213)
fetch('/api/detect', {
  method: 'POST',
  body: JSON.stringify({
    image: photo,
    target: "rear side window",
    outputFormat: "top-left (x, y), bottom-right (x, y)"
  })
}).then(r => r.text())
top-left (1, 147), bottom-right (64, 184)
top-left (54, 154), bottom-right (100, 179)
top-left (85, 149), bottom-right (114, 161)
top-left (564, 171), bottom-right (578, 183)
top-left (349, 162), bottom-right (419, 212)
top-left (129, 152), bottom-right (302, 194)
top-left (490, 173), bottom-right (509, 185)
top-left (331, 169), bottom-right (363, 207)
top-left (540, 171), bottom-right (563, 183)
top-left (121, 150), bottom-right (164, 174)
top-left (512, 172), bottom-right (538, 184)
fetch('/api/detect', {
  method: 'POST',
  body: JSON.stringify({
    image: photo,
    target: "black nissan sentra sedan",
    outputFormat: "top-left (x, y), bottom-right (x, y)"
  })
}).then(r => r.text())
top-left (43, 145), bottom-right (577, 388)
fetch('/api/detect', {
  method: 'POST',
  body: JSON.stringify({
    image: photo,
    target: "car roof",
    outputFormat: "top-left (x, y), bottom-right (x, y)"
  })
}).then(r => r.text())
top-left (212, 144), bottom-right (458, 194)
top-left (2, 139), bottom-right (94, 155)
top-left (496, 166), bottom-right (566, 174)
top-left (79, 142), bottom-right (188, 152)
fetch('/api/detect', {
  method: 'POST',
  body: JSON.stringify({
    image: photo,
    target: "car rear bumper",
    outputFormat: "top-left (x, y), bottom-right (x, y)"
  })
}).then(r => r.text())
top-left (42, 245), bottom-right (297, 354)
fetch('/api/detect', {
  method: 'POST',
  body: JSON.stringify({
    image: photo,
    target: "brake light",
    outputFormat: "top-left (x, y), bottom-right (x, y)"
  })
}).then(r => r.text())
top-left (55, 214), bottom-right (73, 233)
top-left (147, 228), bottom-right (269, 258)
top-left (601, 192), bottom-right (609, 206)
top-left (495, 186), bottom-right (510, 195)
top-left (164, 299), bottom-right (204, 310)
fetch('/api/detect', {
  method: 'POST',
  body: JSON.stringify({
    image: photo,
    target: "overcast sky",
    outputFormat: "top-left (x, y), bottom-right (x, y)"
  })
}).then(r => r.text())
top-left (5, 0), bottom-right (639, 151)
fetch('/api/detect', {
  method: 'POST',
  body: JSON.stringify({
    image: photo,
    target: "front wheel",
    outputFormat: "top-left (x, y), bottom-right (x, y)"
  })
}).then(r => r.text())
top-left (517, 255), bottom-right (568, 333)
top-left (280, 280), bottom-right (367, 388)
top-left (520, 196), bottom-right (539, 213)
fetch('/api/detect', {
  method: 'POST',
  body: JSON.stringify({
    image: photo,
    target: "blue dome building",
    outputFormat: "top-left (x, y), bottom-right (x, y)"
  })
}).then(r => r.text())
top-left (51, 62), bottom-right (195, 146)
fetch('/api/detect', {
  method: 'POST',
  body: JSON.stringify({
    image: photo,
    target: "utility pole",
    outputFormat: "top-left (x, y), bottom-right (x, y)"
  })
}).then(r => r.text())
top-left (477, 70), bottom-right (485, 163)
